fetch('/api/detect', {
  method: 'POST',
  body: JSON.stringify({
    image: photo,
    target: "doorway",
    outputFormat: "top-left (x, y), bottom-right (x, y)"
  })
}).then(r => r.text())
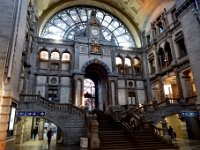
top-left (83, 62), bottom-right (109, 111)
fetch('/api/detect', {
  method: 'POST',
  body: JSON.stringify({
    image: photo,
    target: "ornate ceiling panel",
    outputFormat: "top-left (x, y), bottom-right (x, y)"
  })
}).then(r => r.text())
top-left (37, 0), bottom-right (154, 27)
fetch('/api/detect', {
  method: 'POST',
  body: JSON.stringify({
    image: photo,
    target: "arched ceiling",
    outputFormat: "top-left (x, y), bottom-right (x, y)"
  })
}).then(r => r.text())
top-left (36, 0), bottom-right (174, 47)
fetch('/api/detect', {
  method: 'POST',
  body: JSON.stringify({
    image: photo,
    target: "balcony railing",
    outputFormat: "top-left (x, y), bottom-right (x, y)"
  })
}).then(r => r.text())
top-left (19, 94), bottom-right (85, 117)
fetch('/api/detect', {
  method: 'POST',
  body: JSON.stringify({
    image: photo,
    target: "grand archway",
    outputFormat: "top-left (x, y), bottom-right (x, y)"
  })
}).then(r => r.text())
top-left (83, 61), bottom-right (109, 111)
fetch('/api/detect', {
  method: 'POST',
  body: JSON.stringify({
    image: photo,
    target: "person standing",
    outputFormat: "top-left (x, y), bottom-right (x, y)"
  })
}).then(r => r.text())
top-left (33, 126), bottom-right (38, 140)
top-left (47, 128), bottom-right (53, 147)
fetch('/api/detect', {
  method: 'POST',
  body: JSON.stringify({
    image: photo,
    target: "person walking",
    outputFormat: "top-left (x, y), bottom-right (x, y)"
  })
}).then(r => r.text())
top-left (168, 125), bottom-right (173, 140)
top-left (47, 128), bottom-right (53, 147)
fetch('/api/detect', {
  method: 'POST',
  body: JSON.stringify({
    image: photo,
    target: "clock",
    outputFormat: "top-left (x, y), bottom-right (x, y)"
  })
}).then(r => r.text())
top-left (91, 26), bottom-right (100, 38)
top-left (91, 29), bottom-right (99, 36)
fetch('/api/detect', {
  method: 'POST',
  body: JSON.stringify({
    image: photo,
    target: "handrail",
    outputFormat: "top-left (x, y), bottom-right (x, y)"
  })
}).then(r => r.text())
top-left (121, 121), bottom-right (136, 137)
top-left (151, 123), bottom-right (165, 136)
top-left (127, 96), bottom-right (197, 117)
top-left (109, 107), bottom-right (137, 141)
top-left (19, 94), bottom-right (85, 116)
top-left (109, 107), bottom-right (121, 123)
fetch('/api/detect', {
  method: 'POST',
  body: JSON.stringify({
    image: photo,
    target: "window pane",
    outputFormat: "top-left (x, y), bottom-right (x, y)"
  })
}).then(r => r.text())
top-left (125, 58), bottom-right (131, 66)
top-left (40, 51), bottom-right (49, 60)
top-left (116, 57), bottom-right (122, 65)
top-left (62, 53), bottom-right (70, 61)
top-left (41, 7), bottom-right (135, 48)
top-left (51, 52), bottom-right (60, 60)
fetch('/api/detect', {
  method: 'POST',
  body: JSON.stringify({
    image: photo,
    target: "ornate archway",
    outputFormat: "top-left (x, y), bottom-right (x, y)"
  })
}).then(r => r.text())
top-left (81, 59), bottom-right (110, 111)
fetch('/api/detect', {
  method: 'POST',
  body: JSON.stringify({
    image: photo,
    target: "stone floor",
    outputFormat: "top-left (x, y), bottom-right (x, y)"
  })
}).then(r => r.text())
top-left (7, 138), bottom-right (200, 150)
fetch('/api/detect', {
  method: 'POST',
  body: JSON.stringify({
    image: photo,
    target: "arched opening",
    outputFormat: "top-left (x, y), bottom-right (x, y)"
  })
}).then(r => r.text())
top-left (83, 62), bottom-right (108, 111)
top-left (15, 116), bottom-right (64, 145)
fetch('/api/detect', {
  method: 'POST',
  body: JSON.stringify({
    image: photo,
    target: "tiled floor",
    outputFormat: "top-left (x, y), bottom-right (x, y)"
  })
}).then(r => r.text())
top-left (173, 138), bottom-right (200, 150)
top-left (9, 138), bottom-right (200, 150)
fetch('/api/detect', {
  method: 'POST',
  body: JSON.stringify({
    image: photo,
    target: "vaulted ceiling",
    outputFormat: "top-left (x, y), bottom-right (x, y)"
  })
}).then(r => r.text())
top-left (36, 0), bottom-right (174, 47)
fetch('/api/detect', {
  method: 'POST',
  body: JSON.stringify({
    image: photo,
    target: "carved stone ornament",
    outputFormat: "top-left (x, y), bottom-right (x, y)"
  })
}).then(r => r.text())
top-left (90, 19), bottom-right (97, 25)
top-left (92, 42), bottom-right (100, 53)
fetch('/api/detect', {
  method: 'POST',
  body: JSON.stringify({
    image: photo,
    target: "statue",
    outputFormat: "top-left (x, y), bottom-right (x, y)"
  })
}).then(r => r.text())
top-left (91, 9), bottom-right (97, 18)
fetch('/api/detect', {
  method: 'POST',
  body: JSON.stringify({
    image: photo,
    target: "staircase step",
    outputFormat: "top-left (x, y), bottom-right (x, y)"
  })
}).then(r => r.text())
top-left (97, 112), bottom-right (178, 150)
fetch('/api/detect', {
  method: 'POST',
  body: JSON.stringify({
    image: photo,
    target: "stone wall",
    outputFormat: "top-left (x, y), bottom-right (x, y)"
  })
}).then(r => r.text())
top-left (178, 3), bottom-right (200, 104)
top-left (0, 0), bottom-right (29, 148)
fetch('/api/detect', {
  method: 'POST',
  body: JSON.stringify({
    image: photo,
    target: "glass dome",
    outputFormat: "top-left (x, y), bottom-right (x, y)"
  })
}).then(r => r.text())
top-left (41, 6), bottom-right (135, 47)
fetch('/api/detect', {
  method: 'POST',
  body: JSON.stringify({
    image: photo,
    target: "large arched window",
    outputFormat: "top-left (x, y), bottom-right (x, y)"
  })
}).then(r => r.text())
top-left (41, 6), bottom-right (135, 47)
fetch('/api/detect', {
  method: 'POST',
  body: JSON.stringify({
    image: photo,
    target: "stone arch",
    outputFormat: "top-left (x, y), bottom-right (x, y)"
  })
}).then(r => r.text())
top-left (81, 59), bottom-right (111, 75)
top-left (38, 47), bottom-right (50, 61)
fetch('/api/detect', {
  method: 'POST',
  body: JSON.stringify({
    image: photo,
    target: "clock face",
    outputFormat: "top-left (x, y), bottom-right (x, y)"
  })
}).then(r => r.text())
top-left (91, 28), bottom-right (99, 36)
top-left (50, 78), bottom-right (57, 84)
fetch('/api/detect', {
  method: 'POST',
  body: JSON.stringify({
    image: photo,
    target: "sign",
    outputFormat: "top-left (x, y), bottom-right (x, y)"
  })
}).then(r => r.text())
top-left (18, 111), bottom-right (45, 117)
top-left (9, 107), bottom-right (16, 130)
top-left (180, 111), bottom-right (199, 117)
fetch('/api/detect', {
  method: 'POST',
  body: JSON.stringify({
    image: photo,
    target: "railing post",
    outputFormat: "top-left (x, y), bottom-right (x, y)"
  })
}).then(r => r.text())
top-left (90, 118), bottom-right (100, 149)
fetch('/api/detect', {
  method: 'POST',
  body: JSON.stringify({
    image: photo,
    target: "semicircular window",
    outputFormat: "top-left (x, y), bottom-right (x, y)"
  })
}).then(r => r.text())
top-left (41, 6), bottom-right (135, 47)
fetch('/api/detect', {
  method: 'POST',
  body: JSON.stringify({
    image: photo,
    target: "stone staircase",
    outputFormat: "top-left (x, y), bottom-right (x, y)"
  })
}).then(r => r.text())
top-left (18, 94), bottom-right (86, 144)
top-left (98, 114), bottom-right (178, 150)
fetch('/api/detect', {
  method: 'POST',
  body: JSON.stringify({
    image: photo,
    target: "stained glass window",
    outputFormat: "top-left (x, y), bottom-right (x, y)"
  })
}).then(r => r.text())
top-left (41, 6), bottom-right (135, 47)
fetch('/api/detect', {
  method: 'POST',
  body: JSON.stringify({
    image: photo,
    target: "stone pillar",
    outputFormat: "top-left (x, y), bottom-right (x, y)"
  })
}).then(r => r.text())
top-left (143, 51), bottom-right (152, 102)
top-left (168, 35), bottom-right (177, 65)
top-left (108, 77), bottom-right (117, 106)
top-left (73, 75), bottom-right (84, 106)
top-left (174, 68), bottom-right (184, 99)
top-left (158, 77), bottom-right (165, 101)
top-left (38, 118), bottom-right (45, 140)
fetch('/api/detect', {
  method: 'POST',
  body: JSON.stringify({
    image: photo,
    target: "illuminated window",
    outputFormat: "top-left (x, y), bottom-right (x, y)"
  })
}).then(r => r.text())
top-left (41, 6), bottom-right (135, 47)
top-left (40, 51), bottom-right (49, 60)
top-left (125, 57), bottom-right (132, 75)
top-left (62, 53), bottom-right (70, 61)
top-left (50, 51), bottom-right (60, 60)
top-left (125, 58), bottom-right (131, 66)
top-left (133, 57), bottom-right (141, 74)
top-left (133, 58), bottom-right (140, 67)
top-left (116, 57), bottom-right (122, 65)
top-left (116, 56), bottom-right (123, 74)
